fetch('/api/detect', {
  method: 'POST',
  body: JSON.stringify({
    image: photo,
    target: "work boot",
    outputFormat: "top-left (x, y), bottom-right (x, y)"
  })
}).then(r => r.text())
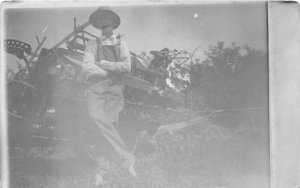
top-left (94, 157), bottom-right (109, 186)
top-left (128, 159), bottom-right (137, 177)
top-left (121, 158), bottom-right (137, 178)
top-left (94, 173), bottom-right (104, 187)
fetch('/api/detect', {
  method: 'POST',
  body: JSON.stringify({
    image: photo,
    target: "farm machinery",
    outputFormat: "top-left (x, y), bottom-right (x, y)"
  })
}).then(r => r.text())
top-left (5, 18), bottom-right (213, 160)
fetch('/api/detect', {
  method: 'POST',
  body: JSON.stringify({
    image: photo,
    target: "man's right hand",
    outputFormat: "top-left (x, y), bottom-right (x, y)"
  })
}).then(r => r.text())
top-left (86, 68), bottom-right (108, 81)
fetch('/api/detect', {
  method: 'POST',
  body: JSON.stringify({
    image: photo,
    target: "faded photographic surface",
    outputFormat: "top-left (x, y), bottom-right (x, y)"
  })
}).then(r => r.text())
top-left (4, 2), bottom-right (269, 188)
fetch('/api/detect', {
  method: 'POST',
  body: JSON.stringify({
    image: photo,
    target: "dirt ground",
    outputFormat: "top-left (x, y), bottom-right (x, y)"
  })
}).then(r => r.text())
top-left (8, 121), bottom-right (270, 188)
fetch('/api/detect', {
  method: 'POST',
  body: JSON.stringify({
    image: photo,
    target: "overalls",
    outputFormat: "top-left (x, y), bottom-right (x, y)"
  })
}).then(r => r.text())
top-left (86, 39), bottom-right (134, 168)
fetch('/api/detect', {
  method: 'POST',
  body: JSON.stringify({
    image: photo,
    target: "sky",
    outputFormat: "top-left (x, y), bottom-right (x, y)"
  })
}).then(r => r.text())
top-left (4, 2), bottom-right (267, 71)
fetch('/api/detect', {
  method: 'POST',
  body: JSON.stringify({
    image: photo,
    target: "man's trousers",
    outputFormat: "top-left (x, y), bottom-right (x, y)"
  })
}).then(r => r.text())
top-left (86, 78), bottom-right (134, 168)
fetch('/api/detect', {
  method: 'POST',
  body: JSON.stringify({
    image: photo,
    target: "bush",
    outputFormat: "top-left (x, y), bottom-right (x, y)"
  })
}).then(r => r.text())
top-left (191, 42), bottom-right (268, 110)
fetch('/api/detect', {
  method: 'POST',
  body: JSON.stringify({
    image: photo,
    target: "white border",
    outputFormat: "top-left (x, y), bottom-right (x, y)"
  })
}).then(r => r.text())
top-left (1, 2), bottom-right (8, 188)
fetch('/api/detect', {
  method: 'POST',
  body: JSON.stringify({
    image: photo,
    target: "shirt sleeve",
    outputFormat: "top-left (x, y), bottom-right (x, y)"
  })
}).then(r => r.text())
top-left (100, 41), bottom-right (131, 73)
top-left (82, 40), bottom-right (103, 75)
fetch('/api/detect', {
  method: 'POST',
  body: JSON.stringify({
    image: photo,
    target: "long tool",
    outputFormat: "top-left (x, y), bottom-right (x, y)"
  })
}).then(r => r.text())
top-left (52, 21), bottom-right (90, 49)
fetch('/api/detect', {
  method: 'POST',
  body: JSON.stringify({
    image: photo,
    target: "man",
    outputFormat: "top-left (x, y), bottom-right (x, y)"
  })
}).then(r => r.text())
top-left (82, 8), bottom-right (137, 182)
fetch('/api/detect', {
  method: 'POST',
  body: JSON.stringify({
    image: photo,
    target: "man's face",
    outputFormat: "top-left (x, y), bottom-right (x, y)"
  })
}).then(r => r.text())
top-left (101, 25), bottom-right (114, 37)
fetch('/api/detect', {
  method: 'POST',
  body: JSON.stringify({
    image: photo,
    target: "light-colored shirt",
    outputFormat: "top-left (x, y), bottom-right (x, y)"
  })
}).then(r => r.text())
top-left (82, 34), bottom-right (131, 76)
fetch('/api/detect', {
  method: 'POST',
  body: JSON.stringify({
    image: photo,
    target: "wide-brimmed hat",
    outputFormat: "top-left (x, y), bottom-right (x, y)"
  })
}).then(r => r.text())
top-left (89, 8), bottom-right (120, 30)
